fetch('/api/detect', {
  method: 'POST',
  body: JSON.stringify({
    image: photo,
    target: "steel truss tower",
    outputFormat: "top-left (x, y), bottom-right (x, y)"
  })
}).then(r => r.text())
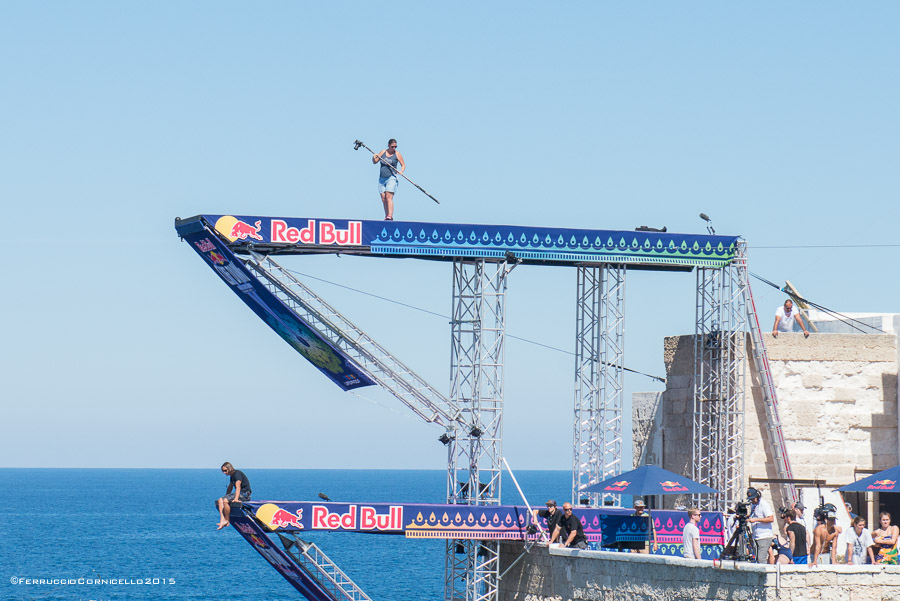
top-left (572, 265), bottom-right (625, 506)
top-left (445, 258), bottom-right (509, 601)
top-left (692, 243), bottom-right (747, 511)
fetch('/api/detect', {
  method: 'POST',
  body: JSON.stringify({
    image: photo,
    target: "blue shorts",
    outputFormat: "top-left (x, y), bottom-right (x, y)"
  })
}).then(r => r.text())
top-left (793, 555), bottom-right (808, 564)
top-left (379, 176), bottom-right (399, 194)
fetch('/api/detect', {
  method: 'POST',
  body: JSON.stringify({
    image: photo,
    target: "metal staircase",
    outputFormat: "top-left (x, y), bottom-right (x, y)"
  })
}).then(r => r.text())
top-left (278, 534), bottom-right (373, 601)
top-left (744, 277), bottom-right (797, 505)
top-left (242, 253), bottom-right (462, 429)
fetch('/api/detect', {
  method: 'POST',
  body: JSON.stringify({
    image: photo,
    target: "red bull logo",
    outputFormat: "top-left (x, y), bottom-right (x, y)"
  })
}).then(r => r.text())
top-left (659, 480), bottom-right (689, 492)
top-left (311, 505), bottom-right (403, 531)
top-left (194, 238), bottom-right (216, 252)
top-left (231, 219), bottom-right (264, 241)
top-left (255, 503), bottom-right (304, 531)
top-left (867, 479), bottom-right (897, 490)
top-left (271, 219), bottom-right (363, 246)
top-left (208, 251), bottom-right (226, 265)
top-left (604, 480), bottom-right (630, 492)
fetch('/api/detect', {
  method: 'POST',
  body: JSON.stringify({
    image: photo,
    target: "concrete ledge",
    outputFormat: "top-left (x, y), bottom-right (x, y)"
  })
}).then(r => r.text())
top-left (500, 542), bottom-right (900, 601)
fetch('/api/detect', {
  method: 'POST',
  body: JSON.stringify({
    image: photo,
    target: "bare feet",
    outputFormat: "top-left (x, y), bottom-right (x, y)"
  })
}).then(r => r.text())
top-left (217, 521), bottom-right (229, 530)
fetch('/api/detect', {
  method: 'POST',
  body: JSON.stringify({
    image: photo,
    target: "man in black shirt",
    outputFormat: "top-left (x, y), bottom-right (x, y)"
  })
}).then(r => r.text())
top-left (784, 508), bottom-right (808, 564)
top-left (532, 499), bottom-right (564, 543)
top-left (559, 503), bottom-right (588, 549)
top-left (217, 462), bottom-right (252, 530)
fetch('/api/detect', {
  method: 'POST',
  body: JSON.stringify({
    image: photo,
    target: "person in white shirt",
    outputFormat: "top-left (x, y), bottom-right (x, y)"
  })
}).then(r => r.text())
top-left (747, 487), bottom-right (774, 563)
top-left (845, 516), bottom-right (875, 565)
top-left (682, 508), bottom-right (702, 559)
top-left (772, 299), bottom-right (809, 338)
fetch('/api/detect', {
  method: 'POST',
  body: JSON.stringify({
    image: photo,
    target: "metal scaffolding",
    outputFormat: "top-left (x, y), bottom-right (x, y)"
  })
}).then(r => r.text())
top-left (572, 265), bottom-right (626, 506)
top-left (692, 243), bottom-right (747, 511)
top-left (242, 254), bottom-right (461, 428)
top-left (445, 258), bottom-right (509, 601)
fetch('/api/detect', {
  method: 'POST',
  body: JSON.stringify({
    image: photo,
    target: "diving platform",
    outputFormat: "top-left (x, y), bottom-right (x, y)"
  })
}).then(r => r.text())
top-left (230, 500), bottom-right (726, 600)
top-left (175, 214), bottom-right (739, 270)
top-left (175, 213), bottom-right (751, 601)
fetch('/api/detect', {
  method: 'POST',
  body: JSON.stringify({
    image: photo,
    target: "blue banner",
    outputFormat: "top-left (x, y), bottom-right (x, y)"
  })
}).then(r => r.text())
top-left (176, 219), bottom-right (376, 390)
top-left (201, 215), bottom-right (740, 268)
top-left (243, 500), bottom-right (725, 558)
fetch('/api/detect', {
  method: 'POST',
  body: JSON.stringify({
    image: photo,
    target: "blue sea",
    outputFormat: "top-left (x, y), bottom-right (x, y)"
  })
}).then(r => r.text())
top-left (2, 469), bottom-right (571, 601)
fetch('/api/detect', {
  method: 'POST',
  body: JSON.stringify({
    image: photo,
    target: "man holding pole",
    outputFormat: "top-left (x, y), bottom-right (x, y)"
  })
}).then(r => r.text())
top-left (372, 138), bottom-right (405, 221)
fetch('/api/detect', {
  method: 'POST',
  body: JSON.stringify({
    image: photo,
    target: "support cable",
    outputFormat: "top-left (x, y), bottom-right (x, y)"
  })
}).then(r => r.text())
top-left (749, 272), bottom-right (885, 334)
top-left (284, 267), bottom-right (666, 382)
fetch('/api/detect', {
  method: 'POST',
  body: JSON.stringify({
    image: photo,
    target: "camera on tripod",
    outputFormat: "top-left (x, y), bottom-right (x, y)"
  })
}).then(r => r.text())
top-left (721, 490), bottom-right (762, 562)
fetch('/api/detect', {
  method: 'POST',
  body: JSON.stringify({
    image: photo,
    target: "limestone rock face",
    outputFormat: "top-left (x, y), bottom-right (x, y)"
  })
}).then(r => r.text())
top-left (633, 332), bottom-right (899, 510)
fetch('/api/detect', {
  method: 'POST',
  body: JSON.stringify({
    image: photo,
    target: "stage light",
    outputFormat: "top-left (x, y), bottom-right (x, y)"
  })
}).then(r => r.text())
top-left (469, 426), bottom-right (483, 438)
top-left (438, 433), bottom-right (454, 445)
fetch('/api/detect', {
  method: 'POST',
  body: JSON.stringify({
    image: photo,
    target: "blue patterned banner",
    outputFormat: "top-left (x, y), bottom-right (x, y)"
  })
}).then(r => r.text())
top-left (242, 500), bottom-right (724, 558)
top-left (198, 215), bottom-right (739, 269)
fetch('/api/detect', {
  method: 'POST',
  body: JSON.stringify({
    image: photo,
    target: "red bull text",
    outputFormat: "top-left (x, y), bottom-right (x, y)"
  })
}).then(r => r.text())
top-left (311, 505), bottom-right (403, 531)
top-left (271, 220), bottom-right (362, 246)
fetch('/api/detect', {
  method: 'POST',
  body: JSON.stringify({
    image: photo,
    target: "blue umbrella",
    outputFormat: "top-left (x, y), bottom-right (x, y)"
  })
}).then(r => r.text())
top-left (582, 465), bottom-right (718, 496)
top-left (836, 465), bottom-right (900, 493)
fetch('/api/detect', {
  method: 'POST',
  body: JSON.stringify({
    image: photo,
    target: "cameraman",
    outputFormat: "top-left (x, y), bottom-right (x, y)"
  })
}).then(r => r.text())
top-left (746, 487), bottom-right (774, 563)
top-left (812, 504), bottom-right (842, 565)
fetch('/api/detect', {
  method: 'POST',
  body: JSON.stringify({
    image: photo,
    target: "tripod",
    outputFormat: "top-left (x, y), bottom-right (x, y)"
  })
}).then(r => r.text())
top-left (721, 517), bottom-right (756, 562)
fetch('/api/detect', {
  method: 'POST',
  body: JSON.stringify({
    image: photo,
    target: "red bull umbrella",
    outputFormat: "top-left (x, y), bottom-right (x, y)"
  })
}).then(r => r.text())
top-left (836, 465), bottom-right (900, 493)
top-left (582, 465), bottom-right (718, 496)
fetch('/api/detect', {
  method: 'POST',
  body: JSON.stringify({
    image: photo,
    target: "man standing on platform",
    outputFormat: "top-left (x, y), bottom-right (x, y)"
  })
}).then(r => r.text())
top-left (772, 299), bottom-right (810, 338)
top-left (629, 499), bottom-right (658, 554)
top-left (682, 508), bottom-right (703, 559)
top-left (792, 501), bottom-right (815, 546)
top-left (532, 499), bottom-right (564, 544)
top-left (559, 503), bottom-right (588, 549)
top-left (784, 508), bottom-right (808, 564)
top-left (747, 487), bottom-right (774, 563)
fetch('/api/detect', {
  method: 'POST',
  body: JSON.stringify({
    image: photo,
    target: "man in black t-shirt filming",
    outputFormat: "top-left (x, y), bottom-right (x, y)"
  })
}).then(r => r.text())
top-left (559, 503), bottom-right (588, 549)
top-left (217, 461), bottom-right (252, 530)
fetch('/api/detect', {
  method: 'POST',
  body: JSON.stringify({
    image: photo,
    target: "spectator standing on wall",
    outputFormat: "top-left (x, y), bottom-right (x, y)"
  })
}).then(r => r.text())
top-left (845, 516), bottom-right (875, 565)
top-left (531, 499), bottom-right (564, 544)
top-left (873, 512), bottom-right (900, 564)
top-left (784, 509), bottom-right (808, 565)
top-left (792, 501), bottom-right (815, 548)
top-left (812, 504), bottom-right (842, 564)
top-left (558, 503), bottom-right (588, 550)
top-left (772, 299), bottom-right (809, 338)
top-left (682, 508), bottom-right (702, 559)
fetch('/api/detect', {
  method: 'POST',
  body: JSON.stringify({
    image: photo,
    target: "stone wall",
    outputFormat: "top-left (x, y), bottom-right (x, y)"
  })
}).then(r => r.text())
top-left (498, 542), bottom-right (900, 601)
top-left (633, 333), bottom-right (899, 511)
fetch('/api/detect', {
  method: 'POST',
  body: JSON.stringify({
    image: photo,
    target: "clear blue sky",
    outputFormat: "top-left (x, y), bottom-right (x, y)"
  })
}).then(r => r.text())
top-left (2, 2), bottom-right (897, 470)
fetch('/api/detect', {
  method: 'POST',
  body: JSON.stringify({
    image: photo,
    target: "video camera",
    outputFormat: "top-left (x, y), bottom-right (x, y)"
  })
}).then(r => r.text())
top-left (732, 501), bottom-right (750, 519)
top-left (777, 506), bottom-right (793, 520)
top-left (814, 503), bottom-right (837, 522)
